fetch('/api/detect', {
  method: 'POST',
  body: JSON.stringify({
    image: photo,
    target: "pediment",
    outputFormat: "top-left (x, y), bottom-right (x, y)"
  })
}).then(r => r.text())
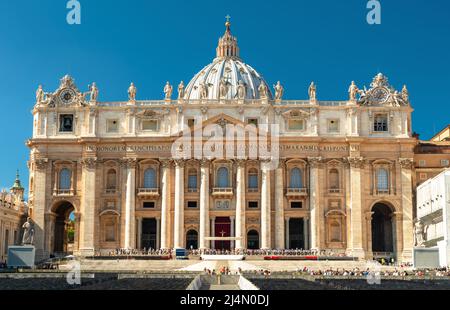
top-left (282, 109), bottom-right (310, 119)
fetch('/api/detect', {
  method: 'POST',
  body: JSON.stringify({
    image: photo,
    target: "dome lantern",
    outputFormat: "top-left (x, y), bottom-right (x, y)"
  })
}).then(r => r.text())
top-left (216, 15), bottom-right (240, 60)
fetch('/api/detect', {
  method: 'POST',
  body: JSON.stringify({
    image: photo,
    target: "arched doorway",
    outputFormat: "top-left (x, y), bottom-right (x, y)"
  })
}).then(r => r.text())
top-left (247, 230), bottom-right (259, 249)
top-left (372, 203), bottom-right (394, 253)
top-left (53, 201), bottom-right (75, 255)
top-left (186, 230), bottom-right (198, 250)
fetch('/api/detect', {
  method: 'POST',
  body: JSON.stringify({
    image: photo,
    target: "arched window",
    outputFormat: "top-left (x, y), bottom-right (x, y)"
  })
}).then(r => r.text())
top-left (106, 169), bottom-right (117, 190)
top-left (217, 167), bottom-right (229, 188)
top-left (59, 168), bottom-right (71, 190)
top-left (329, 169), bottom-right (339, 189)
top-left (377, 168), bottom-right (389, 191)
top-left (290, 168), bottom-right (303, 188)
top-left (188, 169), bottom-right (198, 190)
top-left (248, 168), bottom-right (258, 190)
top-left (144, 168), bottom-right (157, 189)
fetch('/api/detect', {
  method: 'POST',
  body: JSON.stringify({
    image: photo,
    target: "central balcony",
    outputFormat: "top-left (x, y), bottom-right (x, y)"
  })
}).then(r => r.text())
top-left (137, 188), bottom-right (160, 197)
top-left (53, 189), bottom-right (76, 197)
top-left (212, 187), bottom-right (234, 197)
top-left (286, 188), bottom-right (308, 197)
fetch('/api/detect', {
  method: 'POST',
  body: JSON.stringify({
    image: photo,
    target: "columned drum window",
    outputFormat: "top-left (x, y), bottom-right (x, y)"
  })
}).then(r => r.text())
top-left (290, 168), bottom-right (303, 188)
top-left (217, 167), bottom-right (229, 188)
top-left (144, 168), bottom-right (157, 189)
top-left (59, 168), bottom-right (72, 190)
top-left (376, 168), bottom-right (389, 191)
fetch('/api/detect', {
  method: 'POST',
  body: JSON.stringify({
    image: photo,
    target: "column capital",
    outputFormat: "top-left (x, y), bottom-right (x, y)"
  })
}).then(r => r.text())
top-left (307, 157), bottom-right (322, 168)
top-left (173, 159), bottom-right (186, 168)
top-left (34, 158), bottom-right (49, 170)
top-left (277, 158), bottom-right (287, 169)
top-left (399, 158), bottom-right (414, 170)
top-left (234, 158), bottom-right (247, 168)
top-left (160, 158), bottom-right (173, 168)
top-left (200, 159), bottom-right (211, 168)
top-left (81, 157), bottom-right (98, 170)
top-left (121, 158), bottom-right (137, 169)
top-left (344, 157), bottom-right (365, 169)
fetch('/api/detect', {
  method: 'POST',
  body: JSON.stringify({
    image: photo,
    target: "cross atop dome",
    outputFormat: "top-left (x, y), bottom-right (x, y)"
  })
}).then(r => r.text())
top-left (216, 16), bottom-right (240, 59)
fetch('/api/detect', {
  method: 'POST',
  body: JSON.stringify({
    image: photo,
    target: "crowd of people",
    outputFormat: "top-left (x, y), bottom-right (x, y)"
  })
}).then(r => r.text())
top-left (189, 248), bottom-right (347, 257)
top-left (93, 248), bottom-right (173, 257)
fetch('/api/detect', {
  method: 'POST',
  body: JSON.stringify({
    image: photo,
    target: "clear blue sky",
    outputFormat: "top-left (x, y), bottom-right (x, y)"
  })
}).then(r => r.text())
top-left (0, 0), bottom-right (449, 193)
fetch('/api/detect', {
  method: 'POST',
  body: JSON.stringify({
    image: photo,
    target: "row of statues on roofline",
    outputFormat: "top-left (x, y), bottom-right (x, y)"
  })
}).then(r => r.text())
top-left (36, 79), bottom-right (409, 104)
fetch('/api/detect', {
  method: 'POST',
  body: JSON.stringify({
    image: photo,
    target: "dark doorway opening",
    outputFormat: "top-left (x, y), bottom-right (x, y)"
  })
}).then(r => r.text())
top-left (142, 218), bottom-right (157, 250)
top-left (247, 230), bottom-right (259, 249)
top-left (53, 202), bottom-right (75, 255)
top-left (372, 203), bottom-right (394, 253)
top-left (289, 218), bottom-right (305, 249)
top-left (215, 217), bottom-right (231, 250)
top-left (186, 230), bottom-right (198, 250)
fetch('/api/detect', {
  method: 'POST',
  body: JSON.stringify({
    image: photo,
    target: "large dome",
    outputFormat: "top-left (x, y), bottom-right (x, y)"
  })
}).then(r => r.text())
top-left (183, 20), bottom-right (272, 101)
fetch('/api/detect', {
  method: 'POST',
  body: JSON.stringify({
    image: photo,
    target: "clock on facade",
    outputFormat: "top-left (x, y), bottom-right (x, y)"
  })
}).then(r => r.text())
top-left (371, 87), bottom-right (389, 103)
top-left (59, 88), bottom-right (76, 104)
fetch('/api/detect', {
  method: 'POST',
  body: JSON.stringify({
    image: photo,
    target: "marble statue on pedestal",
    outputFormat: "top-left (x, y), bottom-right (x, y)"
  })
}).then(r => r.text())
top-left (89, 83), bottom-right (98, 102)
top-left (178, 81), bottom-right (185, 99)
top-left (348, 81), bottom-right (359, 101)
top-left (258, 82), bottom-right (268, 99)
top-left (22, 217), bottom-right (35, 245)
top-left (128, 83), bottom-right (137, 101)
top-left (309, 82), bottom-right (317, 101)
top-left (164, 81), bottom-right (173, 100)
top-left (273, 81), bottom-right (284, 100)
top-left (236, 80), bottom-right (246, 99)
top-left (36, 85), bottom-right (45, 103)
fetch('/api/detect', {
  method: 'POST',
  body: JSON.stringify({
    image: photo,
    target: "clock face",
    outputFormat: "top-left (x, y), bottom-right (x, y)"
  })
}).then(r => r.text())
top-left (59, 88), bottom-right (76, 104)
top-left (371, 87), bottom-right (389, 103)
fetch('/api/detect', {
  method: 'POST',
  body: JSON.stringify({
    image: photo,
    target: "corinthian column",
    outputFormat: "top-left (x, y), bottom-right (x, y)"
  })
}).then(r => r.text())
top-left (160, 159), bottom-right (171, 249)
top-left (123, 158), bottom-right (137, 249)
top-left (33, 158), bottom-right (49, 261)
top-left (235, 159), bottom-right (246, 250)
top-left (261, 159), bottom-right (272, 249)
top-left (79, 157), bottom-right (98, 256)
top-left (274, 159), bottom-right (286, 249)
top-left (399, 158), bottom-right (414, 263)
top-left (346, 157), bottom-right (365, 258)
top-left (174, 160), bottom-right (185, 249)
top-left (308, 157), bottom-right (322, 250)
top-left (199, 160), bottom-right (210, 249)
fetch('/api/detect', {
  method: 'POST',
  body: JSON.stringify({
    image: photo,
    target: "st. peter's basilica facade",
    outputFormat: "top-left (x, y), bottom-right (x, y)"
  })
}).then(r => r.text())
top-left (27, 20), bottom-right (416, 262)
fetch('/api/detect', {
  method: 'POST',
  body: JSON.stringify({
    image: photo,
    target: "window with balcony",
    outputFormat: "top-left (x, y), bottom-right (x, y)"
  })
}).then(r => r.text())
top-left (59, 168), bottom-right (72, 190)
top-left (143, 168), bottom-right (157, 188)
top-left (373, 114), bottom-right (388, 132)
top-left (187, 169), bottom-right (198, 192)
top-left (329, 169), bottom-right (340, 193)
top-left (290, 168), bottom-right (303, 188)
top-left (217, 167), bottom-right (230, 188)
top-left (248, 169), bottom-right (258, 192)
top-left (376, 168), bottom-right (389, 194)
top-left (106, 169), bottom-right (117, 193)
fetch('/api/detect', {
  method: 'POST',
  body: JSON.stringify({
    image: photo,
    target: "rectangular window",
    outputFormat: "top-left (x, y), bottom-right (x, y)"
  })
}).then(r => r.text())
top-left (142, 120), bottom-right (158, 131)
top-left (106, 119), bottom-right (119, 133)
top-left (248, 201), bottom-right (259, 209)
top-left (188, 175), bottom-right (198, 190)
top-left (327, 119), bottom-right (339, 133)
top-left (418, 160), bottom-right (426, 167)
top-left (373, 114), bottom-right (388, 132)
top-left (143, 202), bottom-right (155, 209)
top-left (441, 159), bottom-right (449, 167)
top-left (247, 118), bottom-right (259, 127)
top-left (420, 173), bottom-right (428, 181)
top-left (59, 114), bottom-right (74, 132)
top-left (105, 224), bottom-right (115, 242)
top-left (248, 175), bottom-right (258, 189)
top-left (288, 119), bottom-right (305, 131)
top-left (291, 202), bottom-right (303, 209)
top-left (187, 201), bottom-right (198, 209)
